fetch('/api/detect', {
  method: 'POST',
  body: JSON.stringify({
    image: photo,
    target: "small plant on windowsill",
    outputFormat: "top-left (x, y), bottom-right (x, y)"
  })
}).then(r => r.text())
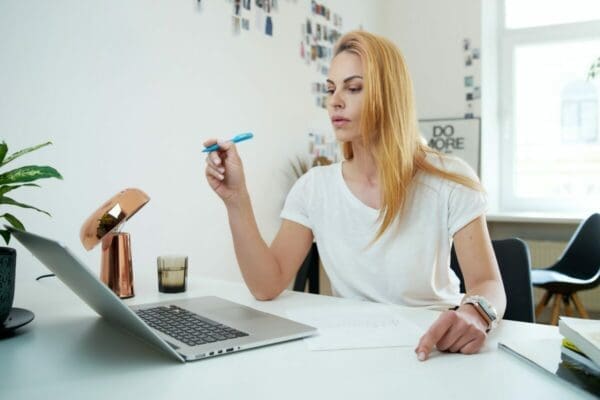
top-left (0, 141), bottom-right (63, 244)
top-left (588, 56), bottom-right (600, 81)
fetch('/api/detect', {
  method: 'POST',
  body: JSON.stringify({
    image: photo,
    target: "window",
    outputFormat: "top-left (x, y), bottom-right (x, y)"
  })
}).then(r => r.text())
top-left (561, 80), bottom-right (598, 144)
top-left (500, 1), bottom-right (600, 213)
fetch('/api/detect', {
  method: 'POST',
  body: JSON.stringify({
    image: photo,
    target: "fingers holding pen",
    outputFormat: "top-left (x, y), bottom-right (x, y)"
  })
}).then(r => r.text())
top-left (205, 159), bottom-right (225, 181)
top-left (203, 138), bottom-right (226, 181)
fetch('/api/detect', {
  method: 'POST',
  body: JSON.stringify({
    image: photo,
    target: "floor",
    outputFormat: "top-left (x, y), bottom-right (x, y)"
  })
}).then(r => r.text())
top-left (534, 302), bottom-right (599, 325)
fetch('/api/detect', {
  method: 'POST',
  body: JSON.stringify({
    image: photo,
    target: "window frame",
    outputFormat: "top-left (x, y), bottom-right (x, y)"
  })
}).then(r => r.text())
top-left (499, 1), bottom-right (600, 213)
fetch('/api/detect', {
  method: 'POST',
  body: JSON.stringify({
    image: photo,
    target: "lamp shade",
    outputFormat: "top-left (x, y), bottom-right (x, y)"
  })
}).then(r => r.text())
top-left (80, 188), bottom-right (150, 251)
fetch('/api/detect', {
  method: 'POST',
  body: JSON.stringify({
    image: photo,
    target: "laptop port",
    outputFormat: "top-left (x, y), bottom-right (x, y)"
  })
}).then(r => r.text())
top-left (209, 352), bottom-right (214, 356)
top-left (226, 348), bottom-right (234, 353)
top-left (218, 350), bottom-right (223, 354)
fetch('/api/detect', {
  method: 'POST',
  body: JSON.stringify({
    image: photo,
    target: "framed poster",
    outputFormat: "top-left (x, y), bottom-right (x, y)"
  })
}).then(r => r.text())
top-left (418, 117), bottom-right (481, 176)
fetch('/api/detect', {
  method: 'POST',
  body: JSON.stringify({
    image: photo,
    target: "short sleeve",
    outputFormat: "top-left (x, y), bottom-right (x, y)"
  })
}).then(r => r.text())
top-left (280, 170), bottom-right (313, 229)
top-left (446, 158), bottom-right (488, 236)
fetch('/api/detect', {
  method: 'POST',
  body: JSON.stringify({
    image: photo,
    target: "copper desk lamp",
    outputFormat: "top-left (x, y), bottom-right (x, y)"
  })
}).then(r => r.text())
top-left (80, 188), bottom-right (150, 299)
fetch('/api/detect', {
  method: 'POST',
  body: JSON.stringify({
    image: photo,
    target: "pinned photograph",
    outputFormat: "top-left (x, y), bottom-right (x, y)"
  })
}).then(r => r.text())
top-left (242, 18), bottom-right (250, 30)
top-left (306, 19), bottom-right (312, 35)
top-left (243, 0), bottom-right (251, 11)
top-left (232, 16), bottom-right (241, 35)
top-left (473, 86), bottom-right (481, 99)
top-left (463, 38), bottom-right (470, 51)
top-left (472, 48), bottom-right (480, 60)
top-left (466, 93), bottom-right (473, 101)
top-left (464, 76), bottom-right (474, 87)
top-left (465, 55), bottom-right (472, 67)
top-left (265, 15), bottom-right (273, 36)
top-left (234, 0), bottom-right (241, 16)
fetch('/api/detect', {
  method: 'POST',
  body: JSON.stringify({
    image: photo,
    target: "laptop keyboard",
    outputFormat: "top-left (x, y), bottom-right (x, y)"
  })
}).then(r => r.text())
top-left (135, 305), bottom-right (249, 347)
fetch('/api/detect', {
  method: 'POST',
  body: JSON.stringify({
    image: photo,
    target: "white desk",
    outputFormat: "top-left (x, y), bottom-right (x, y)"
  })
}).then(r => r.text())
top-left (1, 260), bottom-right (593, 400)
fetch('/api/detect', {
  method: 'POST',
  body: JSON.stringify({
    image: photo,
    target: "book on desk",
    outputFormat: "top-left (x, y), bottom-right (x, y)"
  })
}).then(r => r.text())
top-left (499, 317), bottom-right (600, 397)
top-left (559, 317), bottom-right (600, 368)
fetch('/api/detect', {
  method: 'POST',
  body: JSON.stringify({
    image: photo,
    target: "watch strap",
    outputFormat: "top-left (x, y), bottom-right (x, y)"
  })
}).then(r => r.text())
top-left (461, 295), bottom-right (498, 332)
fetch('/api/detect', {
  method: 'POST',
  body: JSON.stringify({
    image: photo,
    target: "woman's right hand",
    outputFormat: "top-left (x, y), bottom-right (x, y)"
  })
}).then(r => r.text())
top-left (203, 138), bottom-right (247, 205)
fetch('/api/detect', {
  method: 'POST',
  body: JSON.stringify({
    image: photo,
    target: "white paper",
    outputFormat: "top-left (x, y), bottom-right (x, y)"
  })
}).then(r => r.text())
top-left (286, 302), bottom-right (424, 351)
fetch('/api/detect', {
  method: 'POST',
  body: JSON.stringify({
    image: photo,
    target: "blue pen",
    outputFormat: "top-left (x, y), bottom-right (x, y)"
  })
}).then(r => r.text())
top-left (202, 132), bottom-right (254, 153)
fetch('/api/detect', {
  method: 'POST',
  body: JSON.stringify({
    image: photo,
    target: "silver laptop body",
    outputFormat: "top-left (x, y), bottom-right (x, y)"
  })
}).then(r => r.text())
top-left (10, 228), bottom-right (316, 362)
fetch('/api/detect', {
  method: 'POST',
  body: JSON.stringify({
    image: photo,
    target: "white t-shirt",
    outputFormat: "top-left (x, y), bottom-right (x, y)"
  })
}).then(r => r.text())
top-left (280, 154), bottom-right (487, 309)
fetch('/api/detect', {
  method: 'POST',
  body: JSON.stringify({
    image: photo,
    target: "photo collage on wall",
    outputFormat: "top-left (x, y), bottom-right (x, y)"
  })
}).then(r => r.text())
top-left (300, 1), bottom-right (343, 109)
top-left (232, 0), bottom-right (278, 36)
top-left (307, 131), bottom-right (340, 163)
top-left (462, 38), bottom-right (481, 119)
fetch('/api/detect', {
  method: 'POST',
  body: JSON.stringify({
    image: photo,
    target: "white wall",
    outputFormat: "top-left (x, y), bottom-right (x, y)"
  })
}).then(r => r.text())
top-left (0, 0), bottom-right (383, 282)
top-left (379, 0), bottom-right (501, 209)
top-left (380, 0), bottom-right (482, 119)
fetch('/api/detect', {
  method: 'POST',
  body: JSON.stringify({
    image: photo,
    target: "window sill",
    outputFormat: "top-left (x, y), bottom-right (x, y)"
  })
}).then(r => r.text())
top-left (486, 212), bottom-right (584, 224)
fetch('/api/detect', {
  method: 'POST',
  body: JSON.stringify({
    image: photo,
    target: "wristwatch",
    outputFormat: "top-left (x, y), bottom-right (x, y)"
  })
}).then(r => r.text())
top-left (461, 295), bottom-right (498, 332)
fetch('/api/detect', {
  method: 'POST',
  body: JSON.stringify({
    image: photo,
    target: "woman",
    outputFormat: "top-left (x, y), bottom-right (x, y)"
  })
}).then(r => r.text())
top-left (204, 30), bottom-right (506, 361)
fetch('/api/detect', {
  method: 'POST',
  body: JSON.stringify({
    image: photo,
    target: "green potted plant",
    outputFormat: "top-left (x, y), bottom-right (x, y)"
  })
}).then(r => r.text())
top-left (0, 141), bottom-right (62, 326)
top-left (588, 56), bottom-right (600, 80)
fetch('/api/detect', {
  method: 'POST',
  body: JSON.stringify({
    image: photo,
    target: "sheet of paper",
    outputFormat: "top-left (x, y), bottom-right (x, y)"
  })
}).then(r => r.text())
top-left (286, 302), bottom-right (424, 351)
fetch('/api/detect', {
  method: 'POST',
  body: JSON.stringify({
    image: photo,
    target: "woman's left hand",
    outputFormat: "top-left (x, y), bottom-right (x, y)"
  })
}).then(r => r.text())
top-left (414, 305), bottom-right (488, 361)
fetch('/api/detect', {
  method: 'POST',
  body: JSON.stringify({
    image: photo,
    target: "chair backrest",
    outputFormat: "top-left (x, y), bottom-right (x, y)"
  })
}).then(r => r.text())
top-left (293, 243), bottom-right (320, 294)
top-left (450, 238), bottom-right (535, 323)
top-left (554, 213), bottom-right (600, 280)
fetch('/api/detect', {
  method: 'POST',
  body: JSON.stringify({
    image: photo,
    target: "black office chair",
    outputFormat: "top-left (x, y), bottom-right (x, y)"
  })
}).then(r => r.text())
top-left (293, 243), bottom-right (320, 294)
top-left (530, 213), bottom-right (600, 325)
top-left (450, 238), bottom-right (535, 323)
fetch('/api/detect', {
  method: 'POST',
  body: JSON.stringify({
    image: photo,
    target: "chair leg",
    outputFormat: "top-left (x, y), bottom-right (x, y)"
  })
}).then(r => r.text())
top-left (571, 293), bottom-right (590, 319)
top-left (550, 294), bottom-right (562, 326)
top-left (563, 295), bottom-right (574, 317)
top-left (535, 291), bottom-right (552, 319)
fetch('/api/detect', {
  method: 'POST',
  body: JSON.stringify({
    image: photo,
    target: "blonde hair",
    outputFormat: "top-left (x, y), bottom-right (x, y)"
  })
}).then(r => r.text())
top-left (333, 30), bottom-right (481, 242)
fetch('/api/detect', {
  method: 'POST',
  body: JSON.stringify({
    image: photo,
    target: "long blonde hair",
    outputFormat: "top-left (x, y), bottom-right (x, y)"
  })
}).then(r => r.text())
top-left (333, 30), bottom-right (481, 242)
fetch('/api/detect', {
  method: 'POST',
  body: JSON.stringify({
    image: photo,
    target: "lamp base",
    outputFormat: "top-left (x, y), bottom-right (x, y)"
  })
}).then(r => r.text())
top-left (100, 232), bottom-right (134, 299)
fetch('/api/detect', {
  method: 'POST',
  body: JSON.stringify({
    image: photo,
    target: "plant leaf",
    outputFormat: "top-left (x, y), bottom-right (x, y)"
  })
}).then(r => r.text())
top-left (0, 183), bottom-right (40, 197)
top-left (0, 142), bottom-right (7, 164)
top-left (0, 229), bottom-right (10, 245)
top-left (1, 213), bottom-right (25, 230)
top-left (0, 165), bottom-right (63, 185)
top-left (1, 141), bottom-right (52, 167)
top-left (0, 195), bottom-right (51, 216)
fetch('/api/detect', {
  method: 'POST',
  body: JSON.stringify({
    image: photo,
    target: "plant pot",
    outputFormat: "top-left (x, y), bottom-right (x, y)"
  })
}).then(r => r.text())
top-left (0, 247), bottom-right (16, 324)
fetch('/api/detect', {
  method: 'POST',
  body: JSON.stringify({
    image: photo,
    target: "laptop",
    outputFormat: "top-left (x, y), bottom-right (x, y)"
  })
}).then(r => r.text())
top-left (9, 227), bottom-right (316, 362)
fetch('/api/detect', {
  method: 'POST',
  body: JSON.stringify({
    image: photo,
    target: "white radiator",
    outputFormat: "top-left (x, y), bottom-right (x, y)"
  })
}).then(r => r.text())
top-left (527, 240), bottom-right (600, 313)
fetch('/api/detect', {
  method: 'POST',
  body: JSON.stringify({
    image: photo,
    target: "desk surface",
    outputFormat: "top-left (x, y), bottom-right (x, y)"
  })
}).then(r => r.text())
top-left (1, 259), bottom-right (593, 400)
